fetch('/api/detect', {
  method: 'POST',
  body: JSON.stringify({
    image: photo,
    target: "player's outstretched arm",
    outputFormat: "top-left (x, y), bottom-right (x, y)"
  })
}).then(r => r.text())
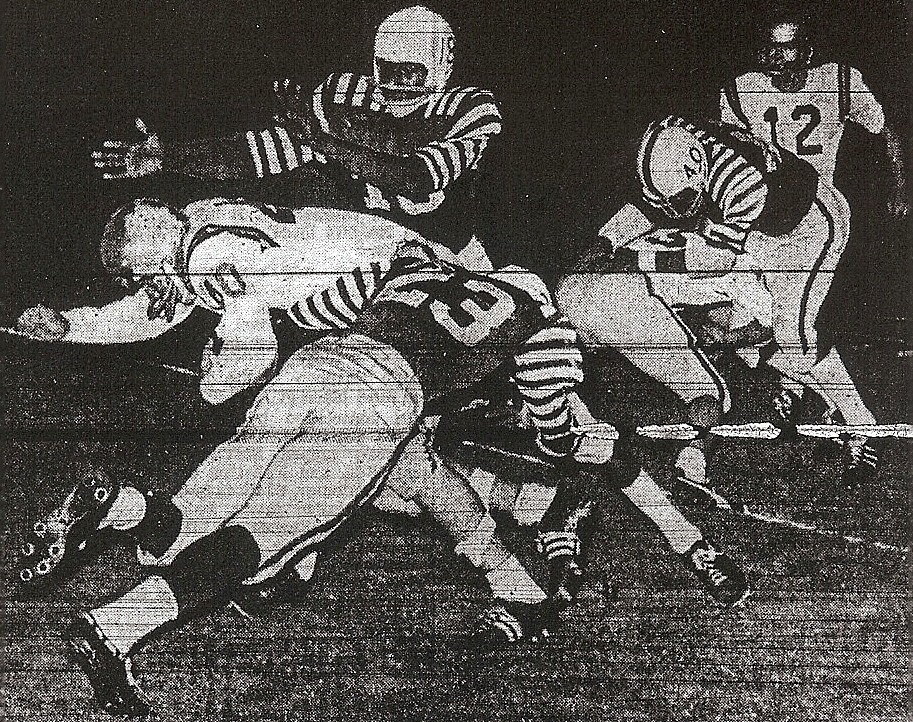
top-left (91, 116), bottom-right (314, 181)
top-left (17, 292), bottom-right (193, 345)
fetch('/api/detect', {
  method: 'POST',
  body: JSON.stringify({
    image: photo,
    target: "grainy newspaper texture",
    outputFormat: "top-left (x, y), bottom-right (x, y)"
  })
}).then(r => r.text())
top-left (2, 2), bottom-right (910, 721)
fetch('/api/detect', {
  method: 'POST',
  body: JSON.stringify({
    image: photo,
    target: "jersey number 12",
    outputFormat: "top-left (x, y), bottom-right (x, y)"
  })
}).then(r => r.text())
top-left (763, 105), bottom-right (823, 156)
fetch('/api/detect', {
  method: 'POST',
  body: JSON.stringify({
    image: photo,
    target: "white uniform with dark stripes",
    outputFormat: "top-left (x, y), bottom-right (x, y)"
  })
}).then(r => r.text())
top-left (720, 65), bottom-right (882, 370)
top-left (720, 62), bottom-right (885, 186)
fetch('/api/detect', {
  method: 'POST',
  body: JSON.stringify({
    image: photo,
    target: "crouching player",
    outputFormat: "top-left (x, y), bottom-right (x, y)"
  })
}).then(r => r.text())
top-left (14, 198), bottom-right (604, 715)
top-left (558, 115), bottom-right (878, 487)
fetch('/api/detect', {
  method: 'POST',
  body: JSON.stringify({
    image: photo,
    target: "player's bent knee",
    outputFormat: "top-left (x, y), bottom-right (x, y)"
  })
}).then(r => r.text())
top-left (606, 453), bottom-right (644, 490)
top-left (164, 525), bottom-right (261, 612)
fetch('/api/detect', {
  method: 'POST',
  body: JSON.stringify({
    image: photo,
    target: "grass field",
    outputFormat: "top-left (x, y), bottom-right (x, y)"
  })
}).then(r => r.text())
top-left (1, 330), bottom-right (910, 722)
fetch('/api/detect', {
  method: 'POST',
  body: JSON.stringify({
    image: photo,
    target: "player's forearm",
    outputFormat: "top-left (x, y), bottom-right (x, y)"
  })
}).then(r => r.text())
top-left (310, 133), bottom-right (434, 198)
top-left (61, 294), bottom-right (188, 344)
top-left (164, 128), bottom-right (311, 180)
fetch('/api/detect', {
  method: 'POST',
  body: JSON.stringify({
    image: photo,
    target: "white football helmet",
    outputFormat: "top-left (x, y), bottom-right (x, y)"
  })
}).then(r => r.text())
top-left (373, 5), bottom-right (454, 108)
top-left (100, 198), bottom-right (193, 320)
top-left (638, 125), bottom-right (708, 220)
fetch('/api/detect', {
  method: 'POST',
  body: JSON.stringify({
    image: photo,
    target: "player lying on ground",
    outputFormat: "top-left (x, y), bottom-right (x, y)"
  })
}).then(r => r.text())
top-left (89, 5), bottom-right (501, 257)
top-left (557, 115), bottom-right (880, 488)
top-left (15, 197), bottom-right (616, 715)
top-left (720, 11), bottom-right (909, 436)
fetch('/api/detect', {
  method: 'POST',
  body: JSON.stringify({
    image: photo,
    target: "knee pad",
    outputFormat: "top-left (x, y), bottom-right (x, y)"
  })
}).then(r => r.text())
top-left (165, 525), bottom-right (261, 612)
top-left (132, 493), bottom-right (182, 558)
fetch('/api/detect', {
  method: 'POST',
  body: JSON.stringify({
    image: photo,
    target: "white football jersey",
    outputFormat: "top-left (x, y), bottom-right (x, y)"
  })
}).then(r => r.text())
top-left (720, 62), bottom-right (885, 184)
top-left (181, 199), bottom-right (414, 314)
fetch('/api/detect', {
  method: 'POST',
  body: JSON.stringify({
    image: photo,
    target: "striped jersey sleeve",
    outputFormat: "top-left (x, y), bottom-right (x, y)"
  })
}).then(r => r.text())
top-left (512, 314), bottom-right (585, 458)
top-left (414, 87), bottom-right (503, 193)
top-left (285, 260), bottom-right (391, 331)
top-left (243, 125), bottom-right (314, 178)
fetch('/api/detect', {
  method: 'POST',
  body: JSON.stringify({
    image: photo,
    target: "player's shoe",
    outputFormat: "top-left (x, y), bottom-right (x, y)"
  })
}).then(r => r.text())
top-left (19, 470), bottom-right (120, 587)
top-left (841, 435), bottom-right (878, 488)
top-left (536, 529), bottom-right (586, 604)
top-left (682, 540), bottom-right (749, 606)
top-left (771, 388), bottom-right (802, 432)
top-left (231, 568), bottom-right (311, 617)
top-left (65, 611), bottom-right (151, 717)
top-left (466, 600), bottom-right (560, 648)
top-left (674, 445), bottom-right (708, 486)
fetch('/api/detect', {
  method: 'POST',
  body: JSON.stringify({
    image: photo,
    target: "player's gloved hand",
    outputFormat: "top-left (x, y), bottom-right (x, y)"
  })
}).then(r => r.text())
top-left (15, 304), bottom-right (69, 340)
top-left (91, 118), bottom-right (163, 180)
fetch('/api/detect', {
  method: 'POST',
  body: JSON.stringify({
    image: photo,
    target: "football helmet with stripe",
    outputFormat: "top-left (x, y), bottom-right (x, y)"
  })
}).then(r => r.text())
top-left (637, 124), bottom-right (708, 221)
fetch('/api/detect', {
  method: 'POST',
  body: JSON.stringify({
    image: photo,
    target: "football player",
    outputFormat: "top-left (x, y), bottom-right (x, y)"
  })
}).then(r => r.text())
top-left (558, 115), bottom-right (880, 484)
top-left (90, 5), bottom-right (502, 259)
top-left (15, 198), bottom-right (603, 715)
top-left (719, 14), bottom-right (906, 462)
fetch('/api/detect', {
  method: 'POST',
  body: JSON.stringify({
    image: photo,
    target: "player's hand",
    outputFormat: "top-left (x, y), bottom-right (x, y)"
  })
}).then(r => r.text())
top-left (15, 304), bottom-right (69, 341)
top-left (91, 118), bottom-right (163, 180)
top-left (887, 185), bottom-right (909, 218)
top-left (273, 79), bottom-right (312, 136)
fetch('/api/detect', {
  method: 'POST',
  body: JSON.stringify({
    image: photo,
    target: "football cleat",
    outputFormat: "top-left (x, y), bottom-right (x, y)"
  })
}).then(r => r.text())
top-left (536, 530), bottom-right (585, 604)
top-left (231, 568), bottom-right (310, 618)
top-left (466, 600), bottom-right (560, 648)
top-left (771, 387), bottom-right (802, 431)
top-left (841, 435), bottom-right (878, 489)
top-left (19, 470), bottom-right (120, 587)
top-left (682, 540), bottom-right (750, 606)
top-left (536, 487), bottom-right (595, 605)
top-left (65, 612), bottom-right (151, 717)
top-left (674, 445), bottom-right (708, 486)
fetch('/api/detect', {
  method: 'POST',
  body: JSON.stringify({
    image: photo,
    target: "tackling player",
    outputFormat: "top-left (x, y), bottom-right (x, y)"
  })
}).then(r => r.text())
top-left (90, 6), bottom-right (502, 258)
top-left (719, 14), bottom-right (906, 467)
top-left (15, 198), bottom-right (600, 715)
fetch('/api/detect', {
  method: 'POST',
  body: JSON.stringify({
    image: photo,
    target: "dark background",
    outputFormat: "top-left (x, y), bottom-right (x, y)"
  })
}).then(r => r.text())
top-left (3, 0), bottom-right (910, 336)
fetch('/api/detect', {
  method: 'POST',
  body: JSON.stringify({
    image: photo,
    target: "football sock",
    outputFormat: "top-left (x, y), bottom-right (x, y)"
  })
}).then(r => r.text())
top-left (621, 469), bottom-right (702, 555)
top-left (89, 575), bottom-right (179, 655)
top-left (486, 555), bottom-right (547, 605)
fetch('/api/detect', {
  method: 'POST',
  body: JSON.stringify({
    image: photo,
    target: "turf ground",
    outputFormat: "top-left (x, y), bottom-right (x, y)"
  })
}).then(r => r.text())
top-left (1, 326), bottom-right (909, 722)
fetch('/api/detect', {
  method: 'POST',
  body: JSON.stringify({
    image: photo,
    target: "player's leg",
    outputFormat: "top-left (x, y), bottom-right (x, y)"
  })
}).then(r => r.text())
top-left (381, 425), bottom-right (557, 646)
top-left (753, 188), bottom-right (877, 470)
top-left (610, 462), bottom-right (748, 605)
top-left (66, 334), bottom-right (425, 714)
top-left (556, 271), bottom-right (730, 484)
